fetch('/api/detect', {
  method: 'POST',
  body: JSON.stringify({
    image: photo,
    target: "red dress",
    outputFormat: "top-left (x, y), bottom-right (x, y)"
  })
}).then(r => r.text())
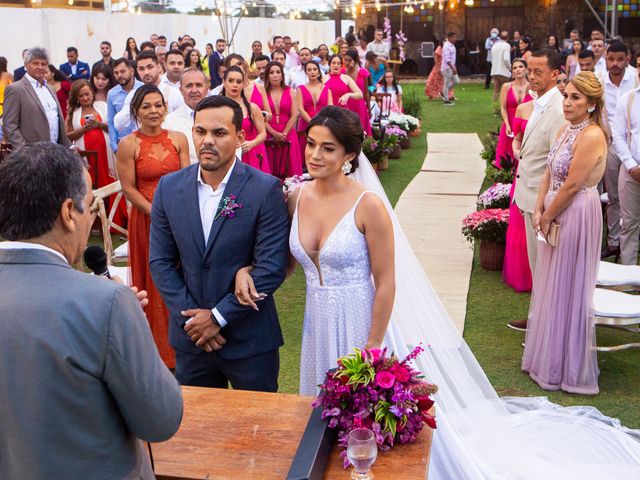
top-left (297, 83), bottom-right (331, 161)
top-left (266, 87), bottom-right (302, 177)
top-left (56, 81), bottom-right (72, 119)
top-left (502, 116), bottom-right (532, 292)
top-left (129, 130), bottom-right (181, 368)
top-left (81, 114), bottom-right (127, 229)
top-left (240, 86), bottom-right (270, 174)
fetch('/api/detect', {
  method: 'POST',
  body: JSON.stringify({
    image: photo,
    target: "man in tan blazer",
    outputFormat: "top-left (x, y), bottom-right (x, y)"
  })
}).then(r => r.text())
top-left (511, 49), bottom-right (565, 331)
top-left (2, 47), bottom-right (70, 150)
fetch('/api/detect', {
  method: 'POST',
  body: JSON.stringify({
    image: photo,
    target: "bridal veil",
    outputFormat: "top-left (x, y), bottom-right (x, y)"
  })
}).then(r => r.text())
top-left (353, 152), bottom-right (640, 479)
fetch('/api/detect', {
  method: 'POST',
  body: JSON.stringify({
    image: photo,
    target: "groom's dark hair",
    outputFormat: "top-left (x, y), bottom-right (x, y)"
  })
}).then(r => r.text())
top-left (194, 95), bottom-right (243, 132)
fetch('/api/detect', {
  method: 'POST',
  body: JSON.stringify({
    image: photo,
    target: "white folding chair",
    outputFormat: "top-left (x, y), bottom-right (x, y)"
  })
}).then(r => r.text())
top-left (596, 261), bottom-right (640, 292)
top-left (591, 288), bottom-right (640, 352)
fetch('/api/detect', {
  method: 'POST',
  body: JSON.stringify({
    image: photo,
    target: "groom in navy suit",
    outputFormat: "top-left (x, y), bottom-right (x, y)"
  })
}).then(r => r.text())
top-left (150, 95), bottom-right (289, 392)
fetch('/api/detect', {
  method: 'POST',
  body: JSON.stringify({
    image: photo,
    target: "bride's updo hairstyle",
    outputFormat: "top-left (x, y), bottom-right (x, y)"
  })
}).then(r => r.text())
top-left (569, 71), bottom-right (608, 141)
top-left (306, 106), bottom-right (364, 175)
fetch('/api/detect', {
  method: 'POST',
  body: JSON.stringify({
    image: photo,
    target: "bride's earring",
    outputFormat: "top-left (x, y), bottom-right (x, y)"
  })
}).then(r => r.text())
top-left (341, 160), bottom-right (352, 175)
top-left (587, 105), bottom-right (596, 113)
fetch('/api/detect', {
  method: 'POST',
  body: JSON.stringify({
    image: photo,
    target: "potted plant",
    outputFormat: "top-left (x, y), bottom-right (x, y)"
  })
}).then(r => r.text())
top-left (388, 113), bottom-right (421, 138)
top-left (362, 136), bottom-right (382, 170)
top-left (461, 208), bottom-right (510, 271)
top-left (477, 183), bottom-right (512, 210)
top-left (385, 125), bottom-right (407, 157)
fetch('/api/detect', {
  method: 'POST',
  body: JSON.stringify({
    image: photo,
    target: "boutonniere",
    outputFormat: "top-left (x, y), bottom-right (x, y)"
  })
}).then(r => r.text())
top-left (215, 194), bottom-right (243, 220)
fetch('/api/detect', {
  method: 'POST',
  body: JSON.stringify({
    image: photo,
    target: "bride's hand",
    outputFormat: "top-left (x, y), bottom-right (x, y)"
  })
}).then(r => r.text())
top-left (235, 266), bottom-right (266, 310)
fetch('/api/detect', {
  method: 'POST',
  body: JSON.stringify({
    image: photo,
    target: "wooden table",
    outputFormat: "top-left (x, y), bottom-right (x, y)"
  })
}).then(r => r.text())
top-left (152, 386), bottom-right (432, 480)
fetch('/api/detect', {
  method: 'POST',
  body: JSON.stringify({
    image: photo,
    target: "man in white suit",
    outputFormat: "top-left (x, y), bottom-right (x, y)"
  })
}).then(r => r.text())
top-left (163, 68), bottom-right (210, 164)
top-left (510, 49), bottom-right (566, 331)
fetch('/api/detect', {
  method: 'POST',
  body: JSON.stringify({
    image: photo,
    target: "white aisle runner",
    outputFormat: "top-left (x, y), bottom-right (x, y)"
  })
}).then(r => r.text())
top-left (395, 133), bottom-right (485, 334)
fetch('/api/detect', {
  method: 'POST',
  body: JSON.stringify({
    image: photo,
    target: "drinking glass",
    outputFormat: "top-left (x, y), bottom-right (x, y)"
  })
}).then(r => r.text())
top-left (347, 428), bottom-right (378, 480)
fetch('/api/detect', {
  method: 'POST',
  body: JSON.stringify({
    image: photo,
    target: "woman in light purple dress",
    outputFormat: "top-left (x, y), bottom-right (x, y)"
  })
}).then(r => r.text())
top-left (522, 72), bottom-right (608, 394)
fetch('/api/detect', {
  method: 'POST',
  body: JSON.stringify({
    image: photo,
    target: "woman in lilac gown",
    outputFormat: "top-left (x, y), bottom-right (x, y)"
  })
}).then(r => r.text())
top-left (495, 59), bottom-right (531, 168)
top-left (296, 61), bottom-right (333, 163)
top-left (264, 61), bottom-right (303, 176)
top-left (522, 72), bottom-right (607, 394)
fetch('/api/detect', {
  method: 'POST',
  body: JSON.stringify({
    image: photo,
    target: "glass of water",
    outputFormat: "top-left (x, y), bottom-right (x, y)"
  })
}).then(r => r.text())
top-left (347, 428), bottom-right (378, 479)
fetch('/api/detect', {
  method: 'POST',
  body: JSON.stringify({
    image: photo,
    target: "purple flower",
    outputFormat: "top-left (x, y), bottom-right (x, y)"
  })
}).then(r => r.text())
top-left (389, 405), bottom-right (404, 417)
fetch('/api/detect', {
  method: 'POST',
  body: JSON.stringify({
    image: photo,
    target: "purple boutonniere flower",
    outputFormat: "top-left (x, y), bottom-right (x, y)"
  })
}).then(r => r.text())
top-left (215, 194), bottom-right (243, 220)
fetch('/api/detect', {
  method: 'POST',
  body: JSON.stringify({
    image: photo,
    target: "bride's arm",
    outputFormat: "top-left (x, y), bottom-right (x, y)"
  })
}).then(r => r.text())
top-left (360, 193), bottom-right (395, 349)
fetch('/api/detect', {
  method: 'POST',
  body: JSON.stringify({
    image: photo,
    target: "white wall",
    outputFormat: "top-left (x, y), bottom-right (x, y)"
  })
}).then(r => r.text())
top-left (0, 7), bottom-right (350, 72)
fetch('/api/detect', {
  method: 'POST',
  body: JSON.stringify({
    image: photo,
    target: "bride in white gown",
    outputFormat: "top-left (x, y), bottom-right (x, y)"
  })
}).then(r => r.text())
top-left (236, 106), bottom-right (640, 479)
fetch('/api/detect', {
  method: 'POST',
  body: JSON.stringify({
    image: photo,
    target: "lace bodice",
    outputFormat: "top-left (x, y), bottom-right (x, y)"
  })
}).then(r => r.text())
top-left (134, 130), bottom-right (181, 202)
top-left (290, 189), bottom-right (372, 288)
top-left (546, 119), bottom-right (594, 191)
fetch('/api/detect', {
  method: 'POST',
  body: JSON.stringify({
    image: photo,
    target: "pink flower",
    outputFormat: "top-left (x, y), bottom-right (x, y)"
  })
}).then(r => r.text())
top-left (368, 348), bottom-right (384, 363)
top-left (375, 370), bottom-right (395, 389)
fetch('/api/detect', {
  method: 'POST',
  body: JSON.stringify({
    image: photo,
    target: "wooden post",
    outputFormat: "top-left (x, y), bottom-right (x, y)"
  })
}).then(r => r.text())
top-left (334, 3), bottom-right (342, 39)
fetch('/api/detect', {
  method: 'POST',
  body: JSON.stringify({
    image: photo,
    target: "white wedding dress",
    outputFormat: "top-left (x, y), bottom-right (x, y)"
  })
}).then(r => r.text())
top-left (292, 153), bottom-right (640, 479)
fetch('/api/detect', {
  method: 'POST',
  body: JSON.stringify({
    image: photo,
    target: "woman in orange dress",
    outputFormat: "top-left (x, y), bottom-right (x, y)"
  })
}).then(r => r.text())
top-left (116, 84), bottom-right (190, 368)
top-left (425, 41), bottom-right (455, 101)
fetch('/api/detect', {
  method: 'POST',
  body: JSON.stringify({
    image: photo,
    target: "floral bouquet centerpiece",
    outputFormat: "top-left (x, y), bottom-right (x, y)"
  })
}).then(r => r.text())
top-left (477, 183), bottom-right (512, 210)
top-left (313, 346), bottom-right (438, 468)
top-left (384, 125), bottom-right (408, 140)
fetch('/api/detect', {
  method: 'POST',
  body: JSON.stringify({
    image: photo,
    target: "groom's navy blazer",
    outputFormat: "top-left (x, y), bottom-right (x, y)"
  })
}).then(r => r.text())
top-left (149, 161), bottom-right (289, 360)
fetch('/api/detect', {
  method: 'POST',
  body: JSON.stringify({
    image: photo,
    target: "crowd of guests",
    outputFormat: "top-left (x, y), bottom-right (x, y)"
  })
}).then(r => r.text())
top-left (485, 27), bottom-right (639, 395)
top-left (0, 29), bottom-right (405, 370)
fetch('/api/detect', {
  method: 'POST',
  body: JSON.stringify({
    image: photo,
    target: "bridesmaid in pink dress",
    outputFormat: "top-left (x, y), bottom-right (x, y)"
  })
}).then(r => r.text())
top-left (324, 55), bottom-right (364, 129)
top-left (495, 59), bottom-right (531, 168)
top-left (503, 101), bottom-right (534, 292)
top-left (522, 78), bottom-right (607, 394)
top-left (343, 49), bottom-right (372, 135)
top-left (264, 62), bottom-right (302, 176)
top-left (222, 66), bottom-right (270, 173)
top-left (296, 61), bottom-right (333, 161)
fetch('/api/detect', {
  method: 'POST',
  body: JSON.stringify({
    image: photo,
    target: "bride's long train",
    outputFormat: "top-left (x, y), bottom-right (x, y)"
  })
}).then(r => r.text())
top-left (353, 153), bottom-right (640, 479)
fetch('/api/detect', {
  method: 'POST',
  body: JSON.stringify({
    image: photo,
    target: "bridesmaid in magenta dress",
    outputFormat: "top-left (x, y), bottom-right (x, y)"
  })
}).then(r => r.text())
top-left (343, 50), bottom-right (372, 135)
top-left (222, 66), bottom-right (270, 173)
top-left (296, 61), bottom-right (333, 161)
top-left (522, 79), bottom-right (607, 394)
top-left (324, 54), bottom-right (364, 128)
top-left (494, 59), bottom-right (531, 168)
top-left (264, 61), bottom-right (302, 176)
top-left (503, 102), bottom-right (533, 292)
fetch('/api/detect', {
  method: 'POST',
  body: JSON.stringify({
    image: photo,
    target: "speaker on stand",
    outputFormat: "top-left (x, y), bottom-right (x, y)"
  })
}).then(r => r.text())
top-left (418, 42), bottom-right (435, 76)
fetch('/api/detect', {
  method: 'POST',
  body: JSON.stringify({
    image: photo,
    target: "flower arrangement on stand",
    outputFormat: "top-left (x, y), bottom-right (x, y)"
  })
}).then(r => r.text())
top-left (395, 31), bottom-right (407, 62)
top-left (383, 17), bottom-right (392, 49)
top-left (313, 346), bottom-right (438, 468)
top-left (384, 125), bottom-right (406, 159)
top-left (462, 209), bottom-right (510, 271)
top-left (477, 183), bottom-right (512, 210)
top-left (364, 131), bottom-right (396, 171)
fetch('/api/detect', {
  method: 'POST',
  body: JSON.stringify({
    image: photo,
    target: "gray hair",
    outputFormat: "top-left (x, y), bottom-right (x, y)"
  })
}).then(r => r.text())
top-left (0, 143), bottom-right (88, 241)
top-left (180, 67), bottom-right (208, 84)
top-left (155, 45), bottom-right (167, 54)
top-left (24, 47), bottom-right (49, 64)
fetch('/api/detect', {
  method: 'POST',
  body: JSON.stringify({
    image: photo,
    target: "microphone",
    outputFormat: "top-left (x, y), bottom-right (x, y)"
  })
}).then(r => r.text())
top-left (83, 245), bottom-right (111, 279)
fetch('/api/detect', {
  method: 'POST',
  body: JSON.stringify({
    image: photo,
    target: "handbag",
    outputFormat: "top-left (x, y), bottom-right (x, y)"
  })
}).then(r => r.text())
top-left (547, 220), bottom-right (560, 247)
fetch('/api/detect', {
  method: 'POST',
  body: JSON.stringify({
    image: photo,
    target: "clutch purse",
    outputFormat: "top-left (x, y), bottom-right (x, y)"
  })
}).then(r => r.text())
top-left (547, 220), bottom-right (560, 247)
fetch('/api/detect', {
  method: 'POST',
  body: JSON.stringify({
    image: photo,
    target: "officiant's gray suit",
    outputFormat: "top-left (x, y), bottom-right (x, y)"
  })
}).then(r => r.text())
top-left (0, 248), bottom-right (183, 479)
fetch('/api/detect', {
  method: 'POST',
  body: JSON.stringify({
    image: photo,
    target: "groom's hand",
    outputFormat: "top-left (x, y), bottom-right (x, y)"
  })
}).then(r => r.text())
top-left (182, 309), bottom-right (226, 352)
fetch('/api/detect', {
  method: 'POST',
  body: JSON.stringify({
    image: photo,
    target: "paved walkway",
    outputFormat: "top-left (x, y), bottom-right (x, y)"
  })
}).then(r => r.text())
top-left (395, 133), bottom-right (485, 334)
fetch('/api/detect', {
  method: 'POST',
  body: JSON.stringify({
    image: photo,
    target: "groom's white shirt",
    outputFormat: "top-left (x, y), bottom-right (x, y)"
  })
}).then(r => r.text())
top-left (197, 159), bottom-right (237, 327)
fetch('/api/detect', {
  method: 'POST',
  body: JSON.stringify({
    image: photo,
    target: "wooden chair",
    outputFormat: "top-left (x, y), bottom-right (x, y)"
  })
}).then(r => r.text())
top-left (93, 180), bottom-right (128, 265)
top-left (371, 93), bottom-right (392, 129)
top-left (591, 288), bottom-right (640, 352)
